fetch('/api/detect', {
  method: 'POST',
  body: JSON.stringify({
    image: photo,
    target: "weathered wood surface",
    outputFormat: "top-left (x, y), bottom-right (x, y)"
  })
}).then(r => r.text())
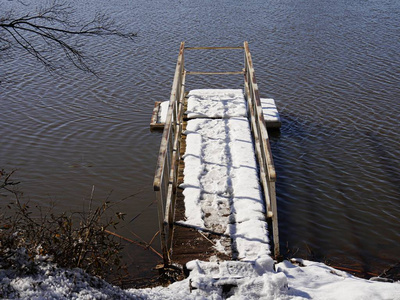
top-left (185, 46), bottom-right (243, 50)
top-left (244, 41), bottom-right (279, 257)
top-left (150, 101), bottom-right (164, 131)
top-left (186, 71), bottom-right (244, 75)
top-left (153, 42), bottom-right (186, 264)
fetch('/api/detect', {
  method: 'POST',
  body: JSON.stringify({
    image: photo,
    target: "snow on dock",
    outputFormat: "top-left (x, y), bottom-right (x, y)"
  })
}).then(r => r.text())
top-left (186, 89), bottom-right (247, 119)
top-left (150, 92), bottom-right (281, 129)
top-left (178, 89), bottom-right (270, 261)
top-left (261, 98), bottom-right (281, 128)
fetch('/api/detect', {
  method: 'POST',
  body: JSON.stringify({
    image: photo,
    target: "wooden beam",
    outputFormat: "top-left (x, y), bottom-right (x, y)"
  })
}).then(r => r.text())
top-left (186, 71), bottom-right (244, 75)
top-left (185, 46), bottom-right (243, 50)
top-left (150, 101), bottom-right (165, 131)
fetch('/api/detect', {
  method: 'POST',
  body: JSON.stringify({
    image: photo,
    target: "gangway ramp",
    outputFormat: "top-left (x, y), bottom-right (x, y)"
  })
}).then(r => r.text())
top-left (152, 42), bottom-right (279, 267)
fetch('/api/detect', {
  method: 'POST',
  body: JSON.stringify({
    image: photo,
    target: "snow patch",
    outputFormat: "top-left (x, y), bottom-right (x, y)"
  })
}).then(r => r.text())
top-left (261, 98), bottom-right (281, 123)
top-left (186, 89), bottom-right (247, 119)
top-left (276, 259), bottom-right (400, 300)
top-left (158, 100), bottom-right (170, 123)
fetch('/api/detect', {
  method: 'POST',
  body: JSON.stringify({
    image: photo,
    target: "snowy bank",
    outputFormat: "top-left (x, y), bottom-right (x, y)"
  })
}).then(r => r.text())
top-left (2, 255), bottom-right (399, 299)
top-left (137, 258), bottom-right (400, 300)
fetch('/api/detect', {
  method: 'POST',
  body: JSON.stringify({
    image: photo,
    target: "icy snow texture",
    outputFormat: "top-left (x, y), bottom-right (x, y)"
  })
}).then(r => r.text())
top-left (260, 98), bottom-right (281, 123)
top-left (186, 89), bottom-right (247, 119)
top-left (158, 100), bottom-right (170, 123)
top-left (158, 95), bottom-right (280, 125)
top-left (276, 259), bottom-right (400, 300)
top-left (181, 89), bottom-right (269, 260)
top-left (181, 117), bottom-right (269, 259)
top-left (2, 254), bottom-right (399, 299)
top-left (0, 255), bottom-right (131, 299)
top-left (181, 257), bottom-right (288, 299)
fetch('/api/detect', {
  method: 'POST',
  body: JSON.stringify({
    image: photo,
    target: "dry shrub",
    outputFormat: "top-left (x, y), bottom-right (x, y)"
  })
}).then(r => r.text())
top-left (0, 170), bottom-right (126, 279)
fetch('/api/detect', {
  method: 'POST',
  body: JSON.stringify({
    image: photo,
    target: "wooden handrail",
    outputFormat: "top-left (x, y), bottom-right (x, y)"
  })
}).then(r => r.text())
top-left (153, 42), bottom-right (186, 265)
top-left (153, 42), bottom-right (185, 191)
top-left (186, 71), bottom-right (244, 75)
top-left (244, 41), bottom-right (280, 257)
top-left (244, 42), bottom-right (276, 182)
top-left (185, 46), bottom-right (244, 50)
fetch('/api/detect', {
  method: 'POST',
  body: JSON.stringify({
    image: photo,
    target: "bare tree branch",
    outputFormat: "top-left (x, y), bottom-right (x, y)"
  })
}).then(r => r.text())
top-left (0, 0), bottom-right (137, 74)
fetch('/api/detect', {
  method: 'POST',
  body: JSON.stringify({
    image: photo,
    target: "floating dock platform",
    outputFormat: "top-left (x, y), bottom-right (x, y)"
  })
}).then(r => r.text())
top-left (150, 95), bottom-right (281, 130)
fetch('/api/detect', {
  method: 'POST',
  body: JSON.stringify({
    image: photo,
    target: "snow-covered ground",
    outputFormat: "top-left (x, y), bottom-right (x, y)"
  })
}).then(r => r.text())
top-left (2, 90), bottom-right (398, 299)
top-left (2, 254), bottom-right (399, 299)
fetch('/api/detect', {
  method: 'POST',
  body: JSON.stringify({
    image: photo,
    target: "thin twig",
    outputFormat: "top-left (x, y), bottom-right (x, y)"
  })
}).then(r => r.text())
top-left (129, 199), bottom-right (157, 223)
top-left (89, 185), bottom-right (95, 212)
top-left (147, 231), bottom-right (160, 248)
top-left (104, 229), bottom-right (162, 259)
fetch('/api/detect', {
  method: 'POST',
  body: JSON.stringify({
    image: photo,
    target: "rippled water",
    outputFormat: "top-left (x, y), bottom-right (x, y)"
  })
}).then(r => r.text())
top-left (1, 0), bottom-right (399, 279)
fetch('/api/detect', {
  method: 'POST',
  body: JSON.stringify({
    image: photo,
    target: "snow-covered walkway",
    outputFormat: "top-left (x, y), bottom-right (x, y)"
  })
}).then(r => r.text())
top-left (179, 89), bottom-right (270, 260)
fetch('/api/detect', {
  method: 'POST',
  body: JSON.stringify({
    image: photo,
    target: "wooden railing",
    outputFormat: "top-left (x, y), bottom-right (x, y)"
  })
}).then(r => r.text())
top-left (244, 41), bottom-right (280, 257)
top-left (153, 42), bottom-right (280, 266)
top-left (153, 42), bottom-right (186, 265)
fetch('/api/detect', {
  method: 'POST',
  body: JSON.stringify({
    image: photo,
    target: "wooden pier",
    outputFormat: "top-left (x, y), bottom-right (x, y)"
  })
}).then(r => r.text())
top-left (152, 42), bottom-right (279, 267)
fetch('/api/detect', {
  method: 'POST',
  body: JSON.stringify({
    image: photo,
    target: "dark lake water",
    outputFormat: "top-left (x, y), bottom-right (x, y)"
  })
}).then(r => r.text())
top-left (1, 0), bottom-right (399, 282)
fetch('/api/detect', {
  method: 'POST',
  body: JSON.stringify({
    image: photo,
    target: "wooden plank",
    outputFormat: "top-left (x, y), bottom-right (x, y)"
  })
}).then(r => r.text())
top-left (266, 121), bottom-right (282, 129)
top-left (150, 101), bottom-right (161, 124)
top-left (150, 101), bottom-right (164, 131)
top-left (244, 42), bottom-right (276, 182)
top-left (269, 181), bottom-right (280, 257)
top-left (245, 80), bottom-right (272, 215)
top-left (186, 71), bottom-right (244, 75)
top-left (185, 46), bottom-right (243, 50)
top-left (165, 74), bottom-right (187, 253)
top-left (153, 42), bottom-right (186, 266)
top-left (150, 123), bottom-right (165, 130)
